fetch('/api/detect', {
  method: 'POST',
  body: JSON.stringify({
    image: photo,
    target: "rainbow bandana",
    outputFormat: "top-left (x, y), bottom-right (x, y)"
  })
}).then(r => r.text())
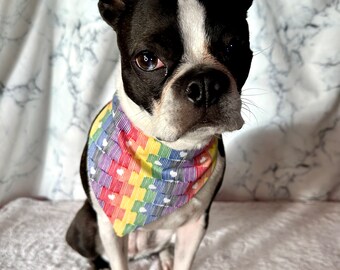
top-left (88, 94), bottom-right (218, 237)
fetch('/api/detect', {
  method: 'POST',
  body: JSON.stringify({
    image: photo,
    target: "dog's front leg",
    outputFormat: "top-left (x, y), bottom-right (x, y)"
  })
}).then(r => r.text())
top-left (173, 214), bottom-right (207, 270)
top-left (97, 216), bottom-right (128, 270)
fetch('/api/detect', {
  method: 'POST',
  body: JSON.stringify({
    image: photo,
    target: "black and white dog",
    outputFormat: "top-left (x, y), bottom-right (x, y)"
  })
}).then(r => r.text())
top-left (66, 0), bottom-right (253, 269)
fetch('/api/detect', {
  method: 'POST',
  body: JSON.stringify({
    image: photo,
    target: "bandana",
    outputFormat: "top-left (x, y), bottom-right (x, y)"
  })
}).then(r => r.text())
top-left (87, 94), bottom-right (218, 237)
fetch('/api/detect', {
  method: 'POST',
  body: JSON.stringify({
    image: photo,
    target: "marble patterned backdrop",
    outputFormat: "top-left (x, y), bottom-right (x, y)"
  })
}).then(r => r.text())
top-left (0, 0), bottom-right (339, 205)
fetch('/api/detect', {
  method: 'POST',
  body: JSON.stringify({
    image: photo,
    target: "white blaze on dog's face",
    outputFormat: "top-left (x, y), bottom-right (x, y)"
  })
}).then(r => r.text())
top-left (99, 0), bottom-right (253, 148)
top-left (178, 0), bottom-right (207, 63)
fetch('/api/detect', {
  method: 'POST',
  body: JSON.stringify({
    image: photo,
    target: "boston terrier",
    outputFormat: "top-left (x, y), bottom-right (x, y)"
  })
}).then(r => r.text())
top-left (66, 0), bottom-right (253, 269)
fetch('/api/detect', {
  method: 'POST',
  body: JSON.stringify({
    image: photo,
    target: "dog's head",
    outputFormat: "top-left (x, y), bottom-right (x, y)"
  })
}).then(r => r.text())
top-left (99, 0), bottom-right (253, 145)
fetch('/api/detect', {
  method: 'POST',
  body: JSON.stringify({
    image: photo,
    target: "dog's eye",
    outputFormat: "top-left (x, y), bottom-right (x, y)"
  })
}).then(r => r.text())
top-left (135, 51), bottom-right (165, 72)
top-left (226, 38), bottom-right (244, 55)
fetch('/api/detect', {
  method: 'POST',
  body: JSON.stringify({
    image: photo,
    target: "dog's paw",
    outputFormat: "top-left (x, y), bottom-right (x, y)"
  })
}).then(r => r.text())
top-left (159, 248), bottom-right (173, 270)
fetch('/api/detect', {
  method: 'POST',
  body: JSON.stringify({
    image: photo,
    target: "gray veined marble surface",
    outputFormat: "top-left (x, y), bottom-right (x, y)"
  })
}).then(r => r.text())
top-left (0, 0), bottom-right (339, 205)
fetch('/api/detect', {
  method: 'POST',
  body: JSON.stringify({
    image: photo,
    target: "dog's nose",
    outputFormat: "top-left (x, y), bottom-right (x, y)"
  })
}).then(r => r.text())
top-left (185, 70), bottom-right (230, 107)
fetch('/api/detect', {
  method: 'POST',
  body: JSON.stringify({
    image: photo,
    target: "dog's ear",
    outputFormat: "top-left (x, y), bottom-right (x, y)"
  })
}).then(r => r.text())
top-left (98, 0), bottom-right (127, 30)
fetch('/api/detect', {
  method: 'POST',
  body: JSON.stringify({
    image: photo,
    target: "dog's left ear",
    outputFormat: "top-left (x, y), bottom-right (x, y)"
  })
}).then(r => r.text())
top-left (98, 0), bottom-right (128, 30)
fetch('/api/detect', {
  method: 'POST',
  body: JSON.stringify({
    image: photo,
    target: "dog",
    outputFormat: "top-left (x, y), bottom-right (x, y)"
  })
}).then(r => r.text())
top-left (66, 0), bottom-right (253, 269)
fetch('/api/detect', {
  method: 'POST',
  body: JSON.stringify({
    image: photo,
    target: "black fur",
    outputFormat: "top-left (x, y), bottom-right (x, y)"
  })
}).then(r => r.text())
top-left (116, 1), bottom-right (183, 114)
top-left (80, 145), bottom-right (90, 200)
top-left (198, 0), bottom-right (253, 90)
top-left (98, 0), bottom-right (126, 30)
top-left (67, 145), bottom-right (107, 269)
top-left (99, 0), bottom-right (252, 114)
top-left (66, 200), bottom-right (108, 269)
top-left (217, 135), bottom-right (226, 158)
top-left (204, 136), bottom-right (225, 230)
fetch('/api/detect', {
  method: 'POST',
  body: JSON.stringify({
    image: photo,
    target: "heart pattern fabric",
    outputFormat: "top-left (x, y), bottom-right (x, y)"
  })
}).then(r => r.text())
top-left (88, 94), bottom-right (218, 237)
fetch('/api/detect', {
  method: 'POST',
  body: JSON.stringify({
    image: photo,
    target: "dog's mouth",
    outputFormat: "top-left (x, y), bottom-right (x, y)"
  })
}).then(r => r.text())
top-left (149, 92), bottom-right (244, 143)
top-left (154, 110), bottom-right (244, 143)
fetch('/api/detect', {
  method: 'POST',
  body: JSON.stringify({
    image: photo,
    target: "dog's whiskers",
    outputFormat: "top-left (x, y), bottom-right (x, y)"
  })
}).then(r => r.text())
top-left (252, 45), bottom-right (272, 57)
top-left (241, 103), bottom-right (259, 124)
top-left (241, 97), bottom-right (264, 112)
top-left (241, 88), bottom-right (269, 97)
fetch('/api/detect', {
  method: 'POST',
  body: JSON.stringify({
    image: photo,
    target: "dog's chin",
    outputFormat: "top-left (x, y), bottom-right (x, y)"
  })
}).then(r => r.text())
top-left (155, 115), bottom-right (244, 143)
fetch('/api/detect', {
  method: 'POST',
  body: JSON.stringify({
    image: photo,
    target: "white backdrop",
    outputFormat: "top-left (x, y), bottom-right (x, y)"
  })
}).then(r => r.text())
top-left (0, 0), bottom-right (339, 205)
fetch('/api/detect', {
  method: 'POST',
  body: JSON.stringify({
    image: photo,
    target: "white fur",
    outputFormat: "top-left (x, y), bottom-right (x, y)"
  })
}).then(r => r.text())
top-left (178, 0), bottom-right (208, 63)
top-left (116, 62), bottom-right (214, 150)
top-left (90, 190), bottom-right (129, 269)
top-left (174, 215), bottom-right (207, 269)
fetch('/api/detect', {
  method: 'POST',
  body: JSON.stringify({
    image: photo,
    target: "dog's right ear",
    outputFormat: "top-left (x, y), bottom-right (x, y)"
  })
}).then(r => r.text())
top-left (98, 0), bottom-right (127, 30)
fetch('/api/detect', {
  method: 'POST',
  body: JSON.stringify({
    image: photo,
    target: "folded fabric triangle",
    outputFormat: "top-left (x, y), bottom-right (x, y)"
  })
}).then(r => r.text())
top-left (87, 94), bottom-right (218, 237)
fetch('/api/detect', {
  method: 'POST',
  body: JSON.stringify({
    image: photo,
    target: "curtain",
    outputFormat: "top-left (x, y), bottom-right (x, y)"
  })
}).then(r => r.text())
top-left (0, 0), bottom-right (339, 205)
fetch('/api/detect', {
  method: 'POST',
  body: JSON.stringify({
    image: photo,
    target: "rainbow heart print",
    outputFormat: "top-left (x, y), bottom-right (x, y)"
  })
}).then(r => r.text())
top-left (87, 94), bottom-right (218, 237)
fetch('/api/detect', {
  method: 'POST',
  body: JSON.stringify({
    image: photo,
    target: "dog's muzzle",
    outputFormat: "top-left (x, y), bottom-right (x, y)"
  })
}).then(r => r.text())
top-left (177, 67), bottom-right (232, 108)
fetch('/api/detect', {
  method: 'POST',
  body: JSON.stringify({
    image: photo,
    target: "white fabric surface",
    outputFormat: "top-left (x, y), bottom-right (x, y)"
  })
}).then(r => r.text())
top-left (1, 0), bottom-right (339, 205)
top-left (1, 198), bottom-right (340, 270)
